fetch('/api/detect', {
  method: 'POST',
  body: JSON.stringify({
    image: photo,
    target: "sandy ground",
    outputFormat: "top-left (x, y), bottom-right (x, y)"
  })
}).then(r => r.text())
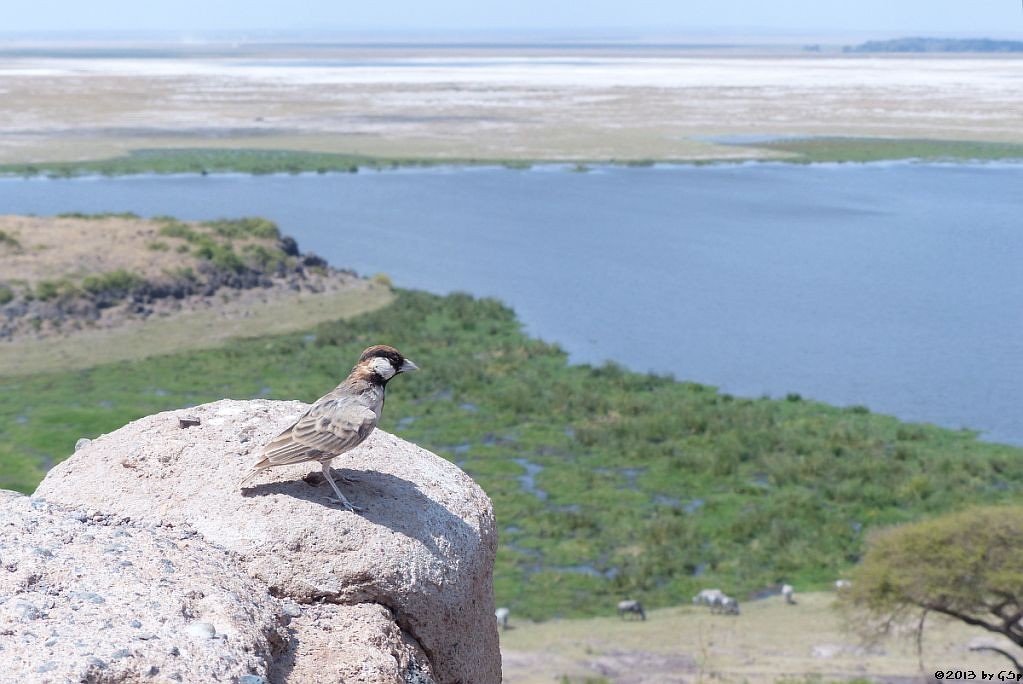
top-left (499, 593), bottom-right (1017, 683)
top-left (1, 53), bottom-right (1022, 163)
top-left (0, 214), bottom-right (239, 283)
top-left (0, 284), bottom-right (393, 376)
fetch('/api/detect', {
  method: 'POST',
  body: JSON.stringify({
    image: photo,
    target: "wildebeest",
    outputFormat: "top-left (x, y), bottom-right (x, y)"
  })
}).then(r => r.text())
top-left (692, 588), bottom-right (725, 608)
top-left (617, 599), bottom-right (646, 620)
top-left (720, 596), bottom-right (740, 615)
top-left (495, 607), bottom-right (510, 631)
top-left (781, 583), bottom-right (795, 604)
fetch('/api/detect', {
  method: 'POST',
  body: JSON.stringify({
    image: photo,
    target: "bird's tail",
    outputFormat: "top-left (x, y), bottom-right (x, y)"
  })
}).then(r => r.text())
top-left (238, 461), bottom-right (268, 488)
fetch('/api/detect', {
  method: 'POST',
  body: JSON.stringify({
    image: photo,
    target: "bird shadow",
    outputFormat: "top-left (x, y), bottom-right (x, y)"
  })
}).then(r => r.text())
top-left (243, 467), bottom-right (471, 558)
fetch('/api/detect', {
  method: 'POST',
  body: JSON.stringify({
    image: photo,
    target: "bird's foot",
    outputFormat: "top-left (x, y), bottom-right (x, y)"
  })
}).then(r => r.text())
top-left (324, 495), bottom-right (364, 513)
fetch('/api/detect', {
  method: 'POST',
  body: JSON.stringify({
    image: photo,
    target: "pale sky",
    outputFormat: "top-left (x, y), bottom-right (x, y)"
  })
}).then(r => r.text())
top-left (1, 0), bottom-right (1021, 36)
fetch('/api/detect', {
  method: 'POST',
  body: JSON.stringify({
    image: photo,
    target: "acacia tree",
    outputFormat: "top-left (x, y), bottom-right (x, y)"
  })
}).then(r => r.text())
top-left (842, 506), bottom-right (1023, 673)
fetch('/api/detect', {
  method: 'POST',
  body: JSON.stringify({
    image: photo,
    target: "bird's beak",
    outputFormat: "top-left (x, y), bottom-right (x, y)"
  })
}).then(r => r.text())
top-left (400, 359), bottom-right (419, 373)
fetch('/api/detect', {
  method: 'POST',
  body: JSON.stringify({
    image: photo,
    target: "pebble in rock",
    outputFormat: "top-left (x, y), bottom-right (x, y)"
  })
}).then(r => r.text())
top-left (183, 622), bottom-right (216, 639)
top-left (239, 675), bottom-right (267, 684)
top-left (18, 603), bottom-right (39, 621)
top-left (74, 438), bottom-right (92, 452)
top-left (281, 602), bottom-right (302, 618)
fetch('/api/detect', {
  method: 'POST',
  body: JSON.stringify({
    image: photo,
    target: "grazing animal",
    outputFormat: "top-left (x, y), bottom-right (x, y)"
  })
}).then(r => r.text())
top-left (239, 345), bottom-right (418, 512)
top-left (709, 594), bottom-right (727, 614)
top-left (720, 596), bottom-right (740, 615)
top-left (495, 607), bottom-right (510, 630)
top-left (781, 583), bottom-right (796, 604)
top-left (693, 588), bottom-right (725, 608)
top-left (617, 599), bottom-right (646, 621)
top-left (835, 579), bottom-right (852, 590)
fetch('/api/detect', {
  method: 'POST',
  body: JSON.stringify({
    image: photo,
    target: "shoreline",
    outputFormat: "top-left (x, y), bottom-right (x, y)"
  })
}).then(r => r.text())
top-left (0, 169), bottom-right (1018, 446)
top-left (3, 137), bottom-right (1023, 178)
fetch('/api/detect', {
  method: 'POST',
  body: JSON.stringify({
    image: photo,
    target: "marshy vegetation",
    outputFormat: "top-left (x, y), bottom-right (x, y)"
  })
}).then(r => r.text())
top-left (3, 138), bottom-right (1023, 180)
top-left (0, 148), bottom-right (528, 178)
top-left (754, 137), bottom-right (1023, 163)
top-left (1, 290), bottom-right (1020, 619)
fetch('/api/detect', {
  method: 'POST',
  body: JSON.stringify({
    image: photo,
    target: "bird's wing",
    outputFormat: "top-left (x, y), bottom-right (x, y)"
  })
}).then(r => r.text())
top-left (259, 394), bottom-right (378, 467)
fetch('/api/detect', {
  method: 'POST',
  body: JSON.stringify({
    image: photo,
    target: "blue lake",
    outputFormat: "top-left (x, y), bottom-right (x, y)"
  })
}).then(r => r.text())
top-left (1, 163), bottom-right (1020, 444)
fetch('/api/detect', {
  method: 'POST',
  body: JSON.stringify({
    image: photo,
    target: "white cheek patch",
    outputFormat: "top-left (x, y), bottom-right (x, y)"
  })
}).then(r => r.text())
top-left (370, 356), bottom-right (396, 379)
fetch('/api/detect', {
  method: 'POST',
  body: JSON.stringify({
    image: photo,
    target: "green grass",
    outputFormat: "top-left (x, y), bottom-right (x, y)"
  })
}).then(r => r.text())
top-left (2, 139), bottom-right (1022, 178)
top-left (80, 269), bottom-right (146, 298)
top-left (33, 277), bottom-right (79, 301)
top-left (201, 217), bottom-right (280, 240)
top-left (2, 290), bottom-right (1021, 620)
top-left (56, 211), bottom-right (141, 220)
top-left (0, 148), bottom-right (533, 178)
top-left (0, 229), bottom-right (22, 249)
top-left (754, 137), bottom-right (1023, 163)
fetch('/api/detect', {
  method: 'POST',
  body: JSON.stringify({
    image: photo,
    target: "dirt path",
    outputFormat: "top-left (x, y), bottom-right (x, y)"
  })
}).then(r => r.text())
top-left (0, 283), bottom-right (392, 375)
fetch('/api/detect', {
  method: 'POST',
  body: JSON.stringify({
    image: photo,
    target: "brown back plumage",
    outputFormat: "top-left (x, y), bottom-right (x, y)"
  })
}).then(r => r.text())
top-left (240, 345), bottom-right (416, 487)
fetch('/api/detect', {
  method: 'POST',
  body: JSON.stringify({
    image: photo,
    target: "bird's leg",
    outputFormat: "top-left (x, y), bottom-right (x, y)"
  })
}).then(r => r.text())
top-left (321, 462), bottom-right (363, 513)
top-left (326, 466), bottom-right (359, 485)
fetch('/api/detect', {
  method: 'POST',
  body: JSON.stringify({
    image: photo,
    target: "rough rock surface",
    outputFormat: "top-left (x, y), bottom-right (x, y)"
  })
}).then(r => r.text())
top-left (0, 490), bottom-right (284, 683)
top-left (35, 398), bottom-right (500, 683)
top-left (273, 603), bottom-right (434, 683)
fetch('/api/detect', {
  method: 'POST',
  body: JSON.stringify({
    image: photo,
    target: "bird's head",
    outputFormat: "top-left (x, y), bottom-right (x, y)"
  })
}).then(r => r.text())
top-left (355, 344), bottom-right (418, 384)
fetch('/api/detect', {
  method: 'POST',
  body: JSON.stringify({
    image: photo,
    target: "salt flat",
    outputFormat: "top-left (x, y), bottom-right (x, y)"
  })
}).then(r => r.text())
top-left (1, 52), bottom-right (1021, 162)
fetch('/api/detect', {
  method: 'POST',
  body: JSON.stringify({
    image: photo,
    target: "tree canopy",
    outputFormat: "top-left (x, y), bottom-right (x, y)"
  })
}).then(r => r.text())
top-left (844, 506), bottom-right (1023, 672)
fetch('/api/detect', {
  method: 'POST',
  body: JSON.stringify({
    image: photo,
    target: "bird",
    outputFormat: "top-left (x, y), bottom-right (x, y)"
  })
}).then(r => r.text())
top-left (239, 344), bottom-right (418, 512)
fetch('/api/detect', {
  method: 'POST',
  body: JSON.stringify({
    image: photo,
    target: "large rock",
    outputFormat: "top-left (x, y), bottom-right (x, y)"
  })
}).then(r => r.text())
top-left (0, 490), bottom-right (285, 683)
top-left (273, 603), bottom-right (434, 683)
top-left (36, 399), bottom-right (500, 683)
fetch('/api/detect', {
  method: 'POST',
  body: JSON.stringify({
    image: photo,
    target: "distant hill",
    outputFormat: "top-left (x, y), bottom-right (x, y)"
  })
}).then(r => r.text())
top-left (846, 37), bottom-right (1023, 53)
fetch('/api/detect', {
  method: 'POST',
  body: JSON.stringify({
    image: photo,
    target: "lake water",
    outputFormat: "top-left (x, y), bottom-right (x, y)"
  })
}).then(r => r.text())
top-left (1, 163), bottom-right (1020, 444)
